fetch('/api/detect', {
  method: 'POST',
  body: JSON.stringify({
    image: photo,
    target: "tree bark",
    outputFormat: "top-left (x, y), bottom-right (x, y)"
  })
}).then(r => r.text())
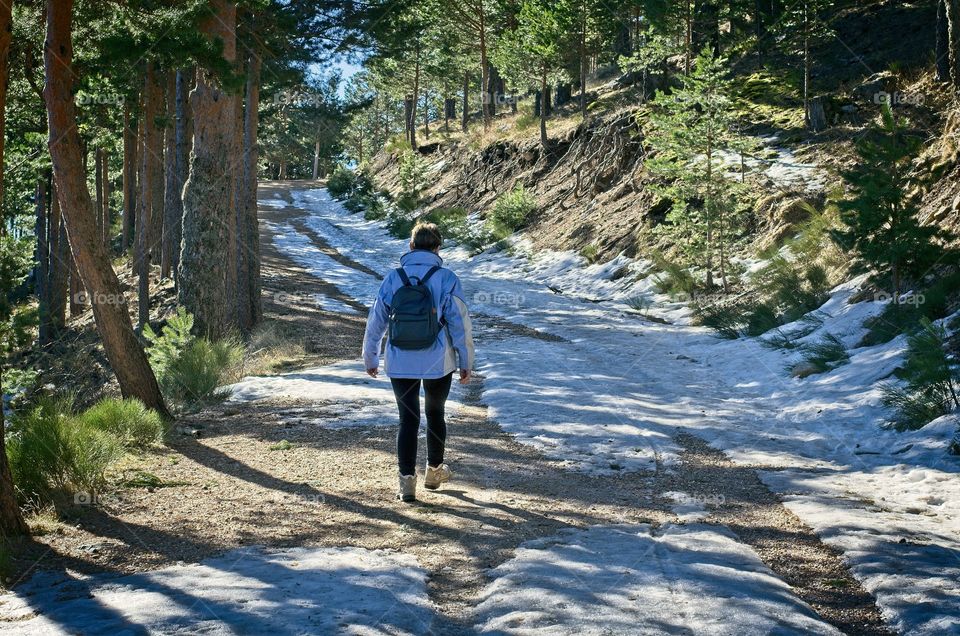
top-left (947, 0), bottom-right (960, 90)
top-left (94, 146), bottom-right (103, 245)
top-left (240, 51), bottom-right (262, 331)
top-left (132, 91), bottom-right (144, 272)
top-left (100, 148), bottom-right (110, 247)
top-left (172, 68), bottom-right (191, 287)
top-left (137, 63), bottom-right (161, 331)
top-left (938, 0), bottom-right (951, 83)
top-left (461, 71), bottom-right (469, 133)
top-left (179, 0), bottom-right (237, 339)
top-left (148, 71), bottom-right (165, 281)
top-left (48, 179), bottom-right (67, 334)
top-left (539, 66), bottom-right (548, 148)
top-left (35, 179), bottom-right (50, 344)
top-left (122, 101), bottom-right (136, 252)
top-left (43, 0), bottom-right (170, 417)
top-left (161, 72), bottom-right (177, 279)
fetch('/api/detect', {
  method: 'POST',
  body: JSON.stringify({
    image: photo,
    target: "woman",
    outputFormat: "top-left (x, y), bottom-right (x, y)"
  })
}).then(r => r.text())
top-left (362, 222), bottom-right (474, 503)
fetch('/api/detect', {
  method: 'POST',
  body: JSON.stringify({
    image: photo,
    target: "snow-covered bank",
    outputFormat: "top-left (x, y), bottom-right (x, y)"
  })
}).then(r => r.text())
top-left (276, 186), bottom-right (960, 633)
top-left (0, 546), bottom-right (435, 635)
top-left (475, 524), bottom-right (840, 635)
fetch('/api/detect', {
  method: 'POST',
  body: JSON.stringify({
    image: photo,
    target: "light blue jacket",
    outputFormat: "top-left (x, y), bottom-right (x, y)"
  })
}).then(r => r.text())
top-left (362, 250), bottom-right (475, 379)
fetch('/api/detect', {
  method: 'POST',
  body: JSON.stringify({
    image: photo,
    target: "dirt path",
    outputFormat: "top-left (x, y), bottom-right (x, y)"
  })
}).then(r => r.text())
top-left (8, 181), bottom-right (889, 634)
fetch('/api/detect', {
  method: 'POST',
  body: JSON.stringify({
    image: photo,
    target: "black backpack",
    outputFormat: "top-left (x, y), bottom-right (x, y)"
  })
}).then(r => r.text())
top-left (388, 265), bottom-right (443, 350)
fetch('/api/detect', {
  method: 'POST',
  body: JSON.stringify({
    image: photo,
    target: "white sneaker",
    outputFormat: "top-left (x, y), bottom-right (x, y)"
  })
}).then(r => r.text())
top-left (424, 463), bottom-right (452, 490)
top-left (398, 474), bottom-right (417, 502)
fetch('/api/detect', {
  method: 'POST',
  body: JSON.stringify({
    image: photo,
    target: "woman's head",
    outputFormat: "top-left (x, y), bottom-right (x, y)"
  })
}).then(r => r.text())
top-left (410, 222), bottom-right (442, 253)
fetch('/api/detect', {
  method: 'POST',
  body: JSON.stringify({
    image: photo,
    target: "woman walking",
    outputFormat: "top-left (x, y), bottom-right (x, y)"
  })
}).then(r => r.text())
top-left (363, 222), bottom-right (474, 502)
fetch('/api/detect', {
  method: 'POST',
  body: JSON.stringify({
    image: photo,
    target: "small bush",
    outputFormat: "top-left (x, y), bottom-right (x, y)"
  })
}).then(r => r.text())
top-left (693, 301), bottom-right (745, 339)
top-left (422, 207), bottom-right (470, 244)
top-left (326, 166), bottom-right (356, 198)
top-left (861, 270), bottom-right (960, 346)
top-left (651, 254), bottom-right (699, 299)
top-left (79, 398), bottom-right (166, 447)
top-left (486, 184), bottom-right (536, 239)
top-left (743, 302), bottom-right (781, 337)
top-left (144, 308), bottom-right (244, 410)
top-left (162, 338), bottom-right (243, 408)
top-left (881, 318), bottom-right (959, 430)
top-left (7, 396), bottom-right (122, 504)
top-left (580, 244), bottom-right (600, 264)
top-left (792, 333), bottom-right (849, 377)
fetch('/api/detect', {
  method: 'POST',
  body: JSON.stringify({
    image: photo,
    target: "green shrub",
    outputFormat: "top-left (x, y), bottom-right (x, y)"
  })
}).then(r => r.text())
top-left (580, 244), bottom-right (600, 264)
top-left (79, 398), bottom-right (167, 447)
top-left (327, 166), bottom-right (356, 198)
top-left (881, 318), bottom-right (959, 431)
top-left (792, 333), bottom-right (849, 377)
top-left (486, 184), bottom-right (536, 239)
top-left (162, 338), bottom-right (243, 408)
top-left (144, 308), bottom-right (244, 410)
top-left (752, 257), bottom-right (830, 323)
top-left (7, 396), bottom-right (122, 504)
top-left (861, 269), bottom-right (960, 346)
top-left (397, 149), bottom-right (429, 204)
top-left (743, 302), bottom-right (781, 337)
top-left (422, 207), bottom-right (470, 243)
top-left (693, 301), bottom-right (745, 339)
top-left (651, 254), bottom-right (699, 299)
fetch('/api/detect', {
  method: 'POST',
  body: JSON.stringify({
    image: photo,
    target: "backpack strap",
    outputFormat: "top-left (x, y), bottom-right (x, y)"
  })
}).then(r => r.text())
top-left (419, 265), bottom-right (442, 285)
top-left (396, 268), bottom-right (412, 287)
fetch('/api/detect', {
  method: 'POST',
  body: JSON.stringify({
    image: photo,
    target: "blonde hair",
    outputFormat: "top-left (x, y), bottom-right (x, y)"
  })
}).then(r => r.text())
top-left (410, 222), bottom-right (442, 251)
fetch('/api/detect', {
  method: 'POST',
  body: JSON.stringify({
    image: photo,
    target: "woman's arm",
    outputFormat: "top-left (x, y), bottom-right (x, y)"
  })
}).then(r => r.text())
top-left (362, 280), bottom-right (392, 375)
top-left (443, 276), bottom-right (475, 377)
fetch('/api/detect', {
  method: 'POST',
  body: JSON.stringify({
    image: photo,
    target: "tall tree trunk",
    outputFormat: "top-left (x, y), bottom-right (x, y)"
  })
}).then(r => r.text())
top-left (94, 146), bottom-right (103, 244)
top-left (122, 101), bottom-right (136, 252)
top-left (48, 180), bottom-right (67, 334)
top-left (411, 43), bottom-right (420, 150)
top-left (226, 69), bottom-right (241, 329)
top-left (172, 68), bottom-right (191, 287)
top-left (69, 250), bottom-right (82, 316)
top-left (240, 51), bottom-right (262, 330)
top-left (539, 66), bottom-right (549, 148)
top-left (479, 10), bottom-right (490, 130)
top-left (461, 71), bottom-right (469, 133)
top-left (161, 72), bottom-right (177, 279)
top-left (947, 0), bottom-right (960, 90)
top-left (35, 179), bottom-right (50, 344)
top-left (132, 91), bottom-right (144, 273)
top-left (179, 0), bottom-right (237, 339)
top-left (43, 0), bottom-right (170, 417)
top-left (312, 140), bottom-right (320, 179)
top-left (100, 148), bottom-right (110, 247)
top-left (939, 0), bottom-right (951, 83)
top-left (148, 72), bottom-right (165, 283)
top-left (137, 64), bottom-right (161, 331)
top-left (803, 2), bottom-right (811, 128)
top-left (1, 0), bottom-right (29, 534)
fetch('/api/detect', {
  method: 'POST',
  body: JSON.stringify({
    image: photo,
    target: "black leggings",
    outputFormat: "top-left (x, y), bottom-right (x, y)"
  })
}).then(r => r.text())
top-left (390, 373), bottom-right (453, 476)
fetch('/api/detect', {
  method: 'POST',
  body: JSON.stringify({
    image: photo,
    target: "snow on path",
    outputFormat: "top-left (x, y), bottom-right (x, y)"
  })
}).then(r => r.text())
top-left (0, 546), bottom-right (435, 635)
top-left (278, 187), bottom-right (960, 633)
top-left (226, 359), bottom-right (465, 428)
top-left (475, 524), bottom-right (840, 635)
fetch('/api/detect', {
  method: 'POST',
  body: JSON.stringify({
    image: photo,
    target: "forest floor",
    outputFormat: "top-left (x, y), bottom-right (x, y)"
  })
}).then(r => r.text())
top-left (2, 181), bottom-right (956, 635)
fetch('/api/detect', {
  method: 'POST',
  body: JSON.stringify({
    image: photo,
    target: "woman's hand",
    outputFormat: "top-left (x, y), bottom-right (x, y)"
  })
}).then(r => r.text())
top-left (459, 369), bottom-right (472, 384)
top-left (366, 367), bottom-right (379, 378)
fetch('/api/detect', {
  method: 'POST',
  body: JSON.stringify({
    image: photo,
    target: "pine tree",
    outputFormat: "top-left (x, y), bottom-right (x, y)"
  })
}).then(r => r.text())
top-left (645, 49), bottom-right (754, 291)
top-left (831, 103), bottom-right (950, 302)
